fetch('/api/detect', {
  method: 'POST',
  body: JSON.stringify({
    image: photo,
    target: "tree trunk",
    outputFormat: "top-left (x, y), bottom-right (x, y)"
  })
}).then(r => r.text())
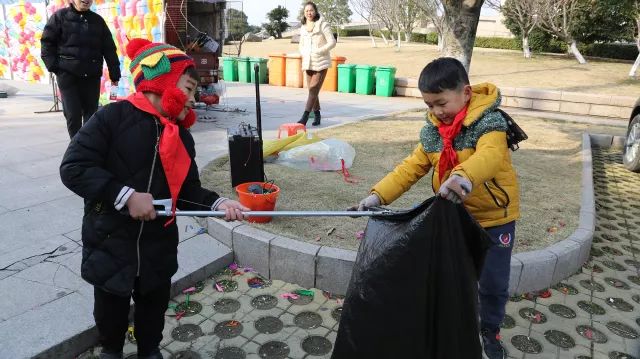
top-left (437, 32), bottom-right (444, 52)
top-left (630, 53), bottom-right (640, 77)
top-left (568, 40), bottom-right (587, 64)
top-left (395, 32), bottom-right (402, 51)
top-left (522, 36), bottom-right (531, 59)
top-left (441, 4), bottom-right (483, 72)
top-left (368, 23), bottom-right (377, 48)
top-left (380, 31), bottom-right (389, 45)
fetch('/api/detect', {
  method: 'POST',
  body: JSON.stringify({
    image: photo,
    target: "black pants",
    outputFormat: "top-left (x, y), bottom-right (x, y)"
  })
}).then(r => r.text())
top-left (93, 279), bottom-right (170, 356)
top-left (57, 72), bottom-right (101, 139)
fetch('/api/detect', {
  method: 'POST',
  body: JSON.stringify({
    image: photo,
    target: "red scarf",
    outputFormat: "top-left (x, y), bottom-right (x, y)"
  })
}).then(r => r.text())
top-left (126, 92), bottom-right (191, 225)
top-left (437, 106), bottom-right (468, 183)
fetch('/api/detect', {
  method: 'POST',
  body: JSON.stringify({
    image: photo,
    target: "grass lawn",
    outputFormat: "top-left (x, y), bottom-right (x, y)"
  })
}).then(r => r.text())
top-left (236, 37), bottom-right (640, 97)
top-left (200, 112), bottom-right (625, 253)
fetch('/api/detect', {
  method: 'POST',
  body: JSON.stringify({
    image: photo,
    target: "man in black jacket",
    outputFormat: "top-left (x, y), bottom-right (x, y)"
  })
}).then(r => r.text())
top-left (60, 38), bottom-right (248, 359)
top-left (41, 0), bottom-right (121, 139)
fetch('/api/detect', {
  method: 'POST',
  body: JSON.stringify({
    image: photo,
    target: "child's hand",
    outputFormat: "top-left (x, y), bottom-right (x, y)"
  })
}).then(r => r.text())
top-left (217, 200), bottom-right (250, 222)
top-left (438, 175), bottom-right (472, 204)
top-left (350, 194), bottom-right (381, 211)
top-left (126, 192), bottom-right (156, 221)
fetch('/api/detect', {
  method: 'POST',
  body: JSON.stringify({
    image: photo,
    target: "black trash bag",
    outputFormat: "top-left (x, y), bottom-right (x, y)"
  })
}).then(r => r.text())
top-left (332, 197), bottom-right (492, 359)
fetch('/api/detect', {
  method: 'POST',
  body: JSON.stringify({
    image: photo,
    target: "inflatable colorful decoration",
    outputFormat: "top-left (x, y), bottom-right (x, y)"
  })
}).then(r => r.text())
top-left (1, 0), bottom-right (163, 103)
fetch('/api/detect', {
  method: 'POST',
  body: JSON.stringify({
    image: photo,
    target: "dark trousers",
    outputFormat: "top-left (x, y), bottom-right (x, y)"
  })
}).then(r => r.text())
top-left (478, 221), bottom-right (515, 332)
top-left (93, 279), bottom-right (170, 356)
top-left (304, 69), bottom-right (327, 112)
top-left (57, 72), bottom-right (101, 139)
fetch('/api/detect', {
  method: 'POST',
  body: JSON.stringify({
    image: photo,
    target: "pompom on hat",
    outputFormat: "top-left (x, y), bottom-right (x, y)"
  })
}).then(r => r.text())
top-left (126, 38), bottom-right (195, 96)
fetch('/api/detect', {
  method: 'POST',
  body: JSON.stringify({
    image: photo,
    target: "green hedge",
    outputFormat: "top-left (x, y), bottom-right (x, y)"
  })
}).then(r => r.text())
top-left (337, 28), bottom-right (374, 37)
top-left (410, 32), bottom-right (438, 45)
top-left (339, 29), bottom-right (638, 61)
top-left (474, 36), bottom-right (521, 50)
top-left (579, 43), bottom-right (638, 61)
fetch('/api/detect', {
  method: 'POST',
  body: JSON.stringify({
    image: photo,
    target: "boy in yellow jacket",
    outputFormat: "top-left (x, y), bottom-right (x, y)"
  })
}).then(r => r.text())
top-left (355, 57), bottom-right (519, 359)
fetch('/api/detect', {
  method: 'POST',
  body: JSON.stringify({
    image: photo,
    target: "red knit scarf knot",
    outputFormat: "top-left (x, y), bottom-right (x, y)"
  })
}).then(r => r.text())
top-left (437, 106), bottom-right (468, 183)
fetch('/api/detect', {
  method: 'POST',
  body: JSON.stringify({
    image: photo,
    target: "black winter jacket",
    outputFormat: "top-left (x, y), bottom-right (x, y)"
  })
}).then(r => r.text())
top-left (41, 5), bottom-right (121, 81)
top-left (60, 101), bottom-right (218, 296)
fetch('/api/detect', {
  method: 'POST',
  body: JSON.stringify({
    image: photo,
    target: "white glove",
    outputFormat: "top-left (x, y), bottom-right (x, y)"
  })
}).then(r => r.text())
top-left (357, 194), bottom-right (381, 211)
top-left (438, 175), bottom-right (472, 204)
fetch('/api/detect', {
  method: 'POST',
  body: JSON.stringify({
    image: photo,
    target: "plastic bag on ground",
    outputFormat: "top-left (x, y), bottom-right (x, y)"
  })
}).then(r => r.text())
top-left (331, 197), bottom-right (491, 359)
top-left (275, 138), bottom-right (355, 171)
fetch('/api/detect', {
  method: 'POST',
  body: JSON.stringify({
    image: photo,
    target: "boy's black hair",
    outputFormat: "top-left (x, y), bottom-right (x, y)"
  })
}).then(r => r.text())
top-left (301, 2), bottom-right (321, 24)
top-left (418, 57), bottom-right (469, 94)
top-left (183, 66), bottom-right (200, 84)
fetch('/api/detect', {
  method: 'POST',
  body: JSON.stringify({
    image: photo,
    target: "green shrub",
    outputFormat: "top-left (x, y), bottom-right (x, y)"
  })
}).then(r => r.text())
top-left (473, 36), bottom-right (521, 50)
top-left (410, 32), bottom-right (438, 44)
top-left (338, 28), bottom-right (374, 37)
top-left (578, 43), bottom-right (638, 61)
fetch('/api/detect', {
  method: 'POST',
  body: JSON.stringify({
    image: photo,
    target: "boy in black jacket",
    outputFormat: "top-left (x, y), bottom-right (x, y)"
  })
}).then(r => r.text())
top-left (60, 38), bottom-right (248, 359)
top-left (41, 0), bottom-right (121, 138)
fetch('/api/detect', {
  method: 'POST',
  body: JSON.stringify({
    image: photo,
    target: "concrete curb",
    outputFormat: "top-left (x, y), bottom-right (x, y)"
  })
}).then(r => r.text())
top-left (206, 133), bottom-right (620, 296)
top-left (394, 77), bottom-right (634, 119)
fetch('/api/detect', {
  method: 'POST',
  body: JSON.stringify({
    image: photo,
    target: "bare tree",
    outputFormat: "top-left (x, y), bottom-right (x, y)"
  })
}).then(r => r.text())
top-left (350, 0), bottom-right (379, 47)
top-left (629, 0), bottom-right (640, 77)
top-left (416, 0), bottom-right (446, 51)
top-left (536, 0), bottom-right (587, 64)
top-left (488, 0), bottom-right (540, 58)
top-left (440, 0), bottom-right (485, 71)
top-left (371, 0), bottom-right (400, 48)
top-left (396, 0), bottom-right (421, 43)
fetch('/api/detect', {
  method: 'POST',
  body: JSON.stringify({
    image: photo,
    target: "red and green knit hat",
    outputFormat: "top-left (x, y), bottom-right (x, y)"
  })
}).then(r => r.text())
top-left (126, 38), bottom-right (194, 95)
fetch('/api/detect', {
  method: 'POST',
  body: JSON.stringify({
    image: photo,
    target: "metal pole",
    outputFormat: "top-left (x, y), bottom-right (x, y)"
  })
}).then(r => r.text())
top-left (156, 210), bottom-right (392, 217)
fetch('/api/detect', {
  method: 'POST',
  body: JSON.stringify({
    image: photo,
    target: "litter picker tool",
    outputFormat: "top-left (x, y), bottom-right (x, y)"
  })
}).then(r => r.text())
top-left (151, 199), bottom-right (392, 218)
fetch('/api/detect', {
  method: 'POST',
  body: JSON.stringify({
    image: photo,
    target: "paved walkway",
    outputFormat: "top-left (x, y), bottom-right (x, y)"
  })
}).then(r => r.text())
top-left (0, 79), bottom-right (635, 358)
top-left (77, 148), bottom-right (639, 359)
top-left (0, 79), bottom-right (422, 358)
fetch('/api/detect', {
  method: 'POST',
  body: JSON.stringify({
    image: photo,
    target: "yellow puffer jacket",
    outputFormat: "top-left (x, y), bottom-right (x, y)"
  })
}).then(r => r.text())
top-left (371, 83), bottom-right (520, 228)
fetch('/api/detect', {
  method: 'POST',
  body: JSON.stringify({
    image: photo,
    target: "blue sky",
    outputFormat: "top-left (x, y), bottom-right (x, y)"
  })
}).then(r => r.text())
top-left (241, 0), bottom-right (497, 26)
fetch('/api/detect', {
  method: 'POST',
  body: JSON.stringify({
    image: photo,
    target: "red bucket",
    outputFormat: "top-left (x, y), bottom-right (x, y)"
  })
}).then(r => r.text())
top-left (235, 182), bottom-right (280, 223)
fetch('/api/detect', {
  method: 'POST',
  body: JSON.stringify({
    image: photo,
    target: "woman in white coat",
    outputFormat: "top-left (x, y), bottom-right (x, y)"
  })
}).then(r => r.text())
top-left (297, 1), bottom-right (336, 126)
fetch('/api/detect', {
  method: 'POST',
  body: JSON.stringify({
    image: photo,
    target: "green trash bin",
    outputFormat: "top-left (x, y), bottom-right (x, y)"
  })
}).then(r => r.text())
top-left (355, 65), bottom-right (376, 95)
top-left (337, 64), bottom-right (356, 93)
top-left (375, 66), bottom-right (397, 97)
top-left (249, 57), bottom-right (268, 84)
top-left (221, 57), bottom-right (238, 82)
top-left (237, 57), bottom-right (251, 83)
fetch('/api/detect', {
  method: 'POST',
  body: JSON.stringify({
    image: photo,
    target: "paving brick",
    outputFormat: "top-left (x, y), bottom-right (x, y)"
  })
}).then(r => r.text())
top-left (508, 256), bottom-right (523, 295)
top-left (233, 226), bottom-right (276, 277)
top-left (531, 99), bottom-right (561, 112)
top-left (0, 292), bottom-right (96, 359)
top-left (611, 135), bottom-right (626, 149)
top-left (559, 101), bottom-right (591, 115)
top-left (500, 86), bottom-right (516, 97)
top-left (207, 218), bottom-right (244, 249)
top-left (515, 87), bottom-right (562, 101)
top-left (609, 95), bottom-right (636, 107)
top-left (589, 104), bottom-right (626, 118)
top-left (561, 91), bottom-right (611, 105)
top-left (395, 86), bottom-right (421, 98)
top-left (315, 246), bottom-right (356, 296)
top-left (269, 236), bottom-right (320, 289)
top-left (503, 96), bottom-right (533, 109)
top-left (548, 239), bottom-right (582, 285)
top-left (589, 132), bottom-right (614, 150)
top-left (514, 249), bottom-right (558, 293)
top-left (567, 229), bottom-right (593, 268)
